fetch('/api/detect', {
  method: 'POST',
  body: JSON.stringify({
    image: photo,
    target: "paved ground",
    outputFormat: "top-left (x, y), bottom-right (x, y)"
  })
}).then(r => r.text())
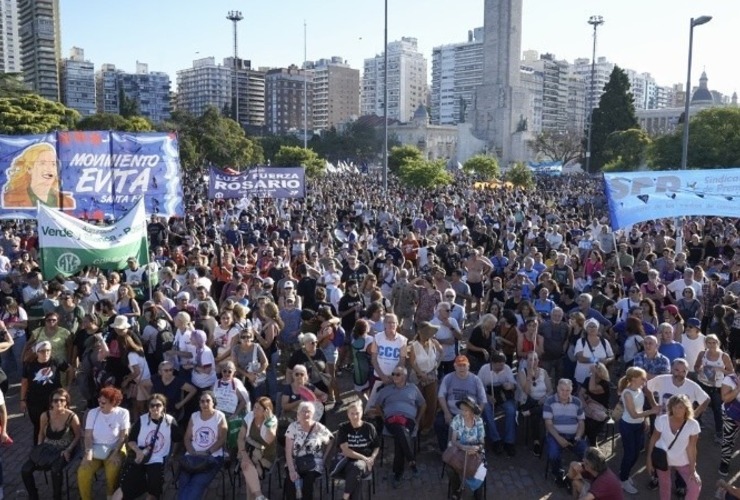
top-left (2, 371), bottom-right (737, 500)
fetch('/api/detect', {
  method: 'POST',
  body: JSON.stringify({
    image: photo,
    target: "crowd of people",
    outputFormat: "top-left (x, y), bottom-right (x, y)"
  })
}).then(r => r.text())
top-left (0, 171), bottom-right (738, 500)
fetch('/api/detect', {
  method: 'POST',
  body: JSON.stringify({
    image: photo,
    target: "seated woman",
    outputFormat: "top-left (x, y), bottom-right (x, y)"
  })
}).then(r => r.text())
top-left (447, 396), bottom-right (486, 500)
top-left (285, 401), bottom-right (333, 500)
top-left (334, 401), bottom-right (380, 500)
top-left (237, 396), bottom-right (278, 500)
top-left (516, 351), bottom-right (553, 457)
top-left (151, 360), bottom-right (198, 426)
top-left (213, 360), bottom-right (250, 419)
top-left (112, 393), bottom-right (182, 500)
top-left (78, 387), bottom-right (131, 500)
top-left (21, 388), bottom-right (81, 500)
top-left (279, 364), bottom-right (328, 443)
top-left (178, 390), bottom-right (228, 500)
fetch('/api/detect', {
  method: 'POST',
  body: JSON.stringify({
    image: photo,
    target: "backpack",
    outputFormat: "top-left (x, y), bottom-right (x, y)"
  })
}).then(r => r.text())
top-left (580, 337), bottom-right (609, 359)
top-left (332, 325), bottom-right (347, 348)
top-left (351, 337), bottom-right (371, 387)
top-left (153, 320), bottom-right (175, 365)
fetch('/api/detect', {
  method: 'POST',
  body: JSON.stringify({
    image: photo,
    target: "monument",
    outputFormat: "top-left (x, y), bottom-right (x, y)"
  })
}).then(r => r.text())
top-left (472, 0), bottom-right (530, 166)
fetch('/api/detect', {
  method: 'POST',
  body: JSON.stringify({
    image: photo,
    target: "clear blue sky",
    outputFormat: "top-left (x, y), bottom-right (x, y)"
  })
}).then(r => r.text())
top-left (61, 0), bottom-right (739, 97)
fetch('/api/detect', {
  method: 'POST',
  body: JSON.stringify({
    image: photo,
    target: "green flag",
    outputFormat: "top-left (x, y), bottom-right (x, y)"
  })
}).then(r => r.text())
top-left (37, 199), bottom-right (149, 279)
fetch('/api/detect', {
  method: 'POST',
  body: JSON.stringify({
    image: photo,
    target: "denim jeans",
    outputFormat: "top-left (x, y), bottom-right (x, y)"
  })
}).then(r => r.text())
top-left (177, 456), bottom-right (223, 500)
top-left (545, 434), bottom-right (588, 474)
top-left (618, 419), bottom-right (644, 481)
top-left (482, 399), bottom-right (517, 444)
top-left (267, 351), bottom-right (280, 402)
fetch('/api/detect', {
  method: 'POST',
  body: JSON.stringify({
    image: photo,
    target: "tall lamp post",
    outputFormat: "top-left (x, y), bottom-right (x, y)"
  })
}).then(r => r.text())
top-left (584, 15), bottom-right (604, 174)
top-left (226, 11), bottom-right (243, 128)
top-left (680, 15), bottom-right (712, 169)
top-left (382, 0), bottom-right (388, 192)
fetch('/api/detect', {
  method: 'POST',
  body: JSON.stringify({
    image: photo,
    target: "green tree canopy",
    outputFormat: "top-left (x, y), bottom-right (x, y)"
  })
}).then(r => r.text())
top-left (602, 128), bottom-right (652, 171)
top-left (650, 107), bottom-right (740, 169)
top-left (273, 145), bottom-right (325, 177)
top-left (589, 66), bottom-right (638, 172)
top-left (260, 135), bottom-right (303, 163)
top-left (397, 158), bottom-right (452, 188)
top-left (0, 94), bottom-right (79, 134)
top-left (388, 145), bottom-right (423, 174)
top-left (0, 73), bottom-right (30, 98)
top-left (463, 154), bottom-right (500, 179)
top-left (76, 113), bottom-right (153, 132)
top-left (504, 162), bottom-right (535, 189)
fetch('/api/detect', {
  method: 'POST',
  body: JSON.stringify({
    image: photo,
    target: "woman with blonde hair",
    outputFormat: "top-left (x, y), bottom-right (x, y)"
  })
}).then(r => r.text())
top-left (647, 394), bottom-right (702, 500)
top-left (115, 284), bottom-right (141, 323)
top-left (2, 142), bottom-right (76, 209)
top-left (466, 313), bottom-right (497, 373)
top-left (257, 301), bottom-right (281, 399)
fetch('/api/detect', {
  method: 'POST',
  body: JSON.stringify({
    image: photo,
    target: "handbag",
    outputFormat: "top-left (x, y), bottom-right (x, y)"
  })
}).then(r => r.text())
top-left (651, 419), bottom-right (687, 471)
top-left (611, 400), bottom-right (624, 422)
top-left (178, 454), bottom-right (219, 474)
top-left (294, 423), bottom-right (318, 475)
top-left (30, 442), bottom-right (63, 469)
top-left (92, 443), bottom-right (114, 460)
top-left (305, 355), bottom-right (332, 388)
top-left (583, 398), bottom-right (608, 422)
top-left (442, 445), bottom-right (483, 479)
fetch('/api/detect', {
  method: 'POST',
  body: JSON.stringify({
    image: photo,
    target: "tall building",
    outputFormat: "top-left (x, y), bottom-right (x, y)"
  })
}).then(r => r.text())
top-left (430, 28), bottom-right (484, 125)
top-left (471, 0), bottom-right (529, 165)
top-left (18, 0), bottom-right (61, 101)
top-left (176, 57), bottom-right (232, 118)
top-left (567, 75), bottom-right (587, 133)
top-left (361, 37), bottom-right (427, 123)
top-left (265, 65), bottom-right (313, 136)
top-left (96, 62), bottom-right (171, 123)
top-left (570, 56), bottom-right (614, 111)
top-left (523, 51), bottom-right (570, 132)
top-left (0, 0), bottom-right (21, 73)
top-left (304, 57), bottom-right (359, 131)
top-left (224, 57), bottom-right (265, 129)
top-left (519, 65), bottom-right (543, 133)
top-left (59, 46), bottom-right (95, 116)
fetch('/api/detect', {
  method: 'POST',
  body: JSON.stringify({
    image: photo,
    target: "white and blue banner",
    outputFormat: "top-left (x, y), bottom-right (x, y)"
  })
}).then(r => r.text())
top-left (208, 166), bottom-right (306, 199)
top-left (604, 169), bottom-right (740, 228)
top-left (528, 161), bottom-right (562, 176)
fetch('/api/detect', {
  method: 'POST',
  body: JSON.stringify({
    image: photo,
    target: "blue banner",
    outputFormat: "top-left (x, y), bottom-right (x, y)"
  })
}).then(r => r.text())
top-left (0, 132), bottom-right (184, 220)
top-left (208, 166), bottom-right (306, 199)
top-left (604, 169), bottom-right (740, 228)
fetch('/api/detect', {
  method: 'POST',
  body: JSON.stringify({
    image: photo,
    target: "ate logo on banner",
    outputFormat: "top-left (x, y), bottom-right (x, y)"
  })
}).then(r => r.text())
top-left (57, 253), bottom-right (81, 274)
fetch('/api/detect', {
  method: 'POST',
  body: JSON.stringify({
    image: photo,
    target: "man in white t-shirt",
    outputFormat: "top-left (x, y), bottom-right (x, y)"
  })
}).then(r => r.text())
top-left (369, 314), bottom-right (408, 397)
top-left (430, 302), bottom-right (462, 377)
top-left (647, 358), bottom-right (709, 417)
top-left (680, 318), bottom-right (706, 374)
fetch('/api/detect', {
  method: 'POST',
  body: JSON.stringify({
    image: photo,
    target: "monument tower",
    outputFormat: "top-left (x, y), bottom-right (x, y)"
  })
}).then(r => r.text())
top-left (472, 0), bottom-right (529, 166)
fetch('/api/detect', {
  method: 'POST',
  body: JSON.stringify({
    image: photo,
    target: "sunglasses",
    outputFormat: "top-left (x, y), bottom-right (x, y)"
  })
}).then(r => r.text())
top-left (240, 335), bottom-right (252, 340)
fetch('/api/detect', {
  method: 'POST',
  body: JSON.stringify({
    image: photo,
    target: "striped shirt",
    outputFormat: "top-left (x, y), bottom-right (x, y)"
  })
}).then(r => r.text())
top-left (543, 395), bottom-right (584, 436)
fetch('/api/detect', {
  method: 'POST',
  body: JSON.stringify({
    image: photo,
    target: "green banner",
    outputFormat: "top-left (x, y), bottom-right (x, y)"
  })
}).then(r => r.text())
top-left (38, 199), bottom-right (149, 279)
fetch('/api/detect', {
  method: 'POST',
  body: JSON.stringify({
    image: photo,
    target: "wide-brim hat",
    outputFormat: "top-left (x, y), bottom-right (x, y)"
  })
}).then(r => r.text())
top-left (111, 315), bottom-right (130, 330)
top-left (456, 395), bottom-right (481, 415)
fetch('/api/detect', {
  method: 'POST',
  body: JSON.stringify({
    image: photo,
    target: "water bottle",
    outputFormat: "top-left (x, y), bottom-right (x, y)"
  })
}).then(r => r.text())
top-left (294, 478), bottom-right (303, 499)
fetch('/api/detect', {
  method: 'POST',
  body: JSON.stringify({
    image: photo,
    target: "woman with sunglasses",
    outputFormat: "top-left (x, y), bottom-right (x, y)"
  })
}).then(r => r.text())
top-left (279, 364), bottom-right (327, 443)
top-left (232, 327), bottom-right (268, 403)
top-left (20, 340), bottom-right (71, 444)
top-left (151, 360), bottom-right (198, 425)
top-left (237, 396), bottom-right (278, 500)
top-left (213, 360), bottom-right (249, 419)
top-left (179, 390), bottom-right (228, 500)
top-left (288, 333), bottom-right (331, 393)
top-left (113, 393), bottom-right (182, 500)
top-left (21, 388), bottom-right (80, 500)
top-left (78, 387), bottom-right (130, 500)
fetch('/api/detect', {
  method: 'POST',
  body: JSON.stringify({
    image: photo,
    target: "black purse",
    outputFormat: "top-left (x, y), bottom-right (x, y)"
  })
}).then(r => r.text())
top-left (294, 423), bottom-right (318, 475)
top-left (651, 419), bottom-right (687, 471)
top-left (29, 442), bottom-right (64, 469)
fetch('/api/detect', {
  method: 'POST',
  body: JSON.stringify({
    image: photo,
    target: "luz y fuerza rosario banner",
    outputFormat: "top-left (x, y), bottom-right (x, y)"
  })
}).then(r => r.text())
top-left (207, 166), bottom-right (306, 199)
top-left (38, 199), bottom-right (149, 279)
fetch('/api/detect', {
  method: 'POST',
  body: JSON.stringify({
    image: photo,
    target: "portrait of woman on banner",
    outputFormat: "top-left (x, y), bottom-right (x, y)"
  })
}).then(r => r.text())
top-left (2, 142), bottom-right (77, 209)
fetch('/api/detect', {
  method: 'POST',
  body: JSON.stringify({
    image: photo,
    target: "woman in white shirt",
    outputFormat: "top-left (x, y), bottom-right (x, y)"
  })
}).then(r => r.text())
top-left (617, 367), bottom-right (659, 494)
top-left (646, 394), bottom-right (702, 500)
top-left (573, 319), bottom-right (614, 386)
top-left (187, 330), bottom-right (217, 390)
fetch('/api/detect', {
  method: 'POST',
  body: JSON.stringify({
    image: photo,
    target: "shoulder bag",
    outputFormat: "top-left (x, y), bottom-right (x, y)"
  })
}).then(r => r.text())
top-left (90, 409), bottom-right (116, 460)
top-left (442, 445), bottom-right (483, 479)
top-left (294, 423), bottom-right (319, 475)
top-left (650, 419), bottom-right (687, 471)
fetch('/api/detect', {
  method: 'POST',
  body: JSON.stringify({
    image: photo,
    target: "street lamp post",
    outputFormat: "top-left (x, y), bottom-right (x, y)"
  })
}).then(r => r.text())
top-left (382, 0), bottom-right (389, 192)
top-left (584, 15), bottom-right (604, 174)
top-left (226, 11), bottom-right (243, 128)
top-left (680, 15), bottom-right (712, 170)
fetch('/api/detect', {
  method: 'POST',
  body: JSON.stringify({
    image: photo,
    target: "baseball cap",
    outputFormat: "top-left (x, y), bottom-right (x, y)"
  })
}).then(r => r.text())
top-left (686, 317), bottom-right (701, 329)
top-left (263, 277), bottom-right (275, 287)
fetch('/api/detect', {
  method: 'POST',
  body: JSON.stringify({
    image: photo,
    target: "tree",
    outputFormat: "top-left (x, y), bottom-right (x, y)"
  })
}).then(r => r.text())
top-left (0, 73), bottom-right (30, 98)
top-left (463, 154), bottom-right (500, 179)
top-left (118, 88), bottom-right (140, 118)
top-left (504, 162), bottom-right (534, 189)
top-left (397, 158), bottom-right (452, 188)
top-left (650, 107), bottom-right (740, 170)
top-left (0, 94), bottom-right (79, 134)
top-left (273, 145), bottom-right (325, 177)
top-left (388, 145), bottom-right (423, 174)
top-left (76, 113), bottom-right (153, 132)
top-left (528, 129), bottom-right (583, 166)
top-left (259, 135), bottom-right (302, 163)
top-left (602, 128), bottom-right (652, 171)
top-left (588, 66), bottom-right (639, 172)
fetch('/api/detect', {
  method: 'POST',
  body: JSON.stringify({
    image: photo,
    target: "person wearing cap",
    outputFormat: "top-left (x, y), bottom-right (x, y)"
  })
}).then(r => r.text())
top-left (478, 350), bottom-right (517, 456)
top-left (543, 378), bottom-right (589, 482)
top-left (447, 395), bottom-right (485, 499)
top-left (277, 278), bottom-right (301, 310)
top-left (368, 366), bottom-right (425, 489)
top-left (435, 354), bottom-right (486, 452)
top-left (20, 339), bottom-right (71, 444)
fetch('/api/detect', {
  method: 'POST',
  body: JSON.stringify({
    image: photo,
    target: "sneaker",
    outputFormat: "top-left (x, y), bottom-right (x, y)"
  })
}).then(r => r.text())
top-left (621, 480), bottom-right (638, 494)
top-left (648, 476), bottom-right (659, 490)
top-left (627, 478), bottom-right (637, 489)
top-left (492, 440), bottom-right (504, 455)
top-left (533, 441), bottom-right (542, 457)
top-left (505, 443), bottom-right (516, 457)
top-left (719, 462), bottom-right (730, 477)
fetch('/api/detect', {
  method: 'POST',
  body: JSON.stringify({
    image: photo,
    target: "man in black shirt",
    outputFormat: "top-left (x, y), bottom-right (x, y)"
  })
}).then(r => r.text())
top-left (341, 253), bottom-right (370, 285)
top-left (338, 280), bottom-right (364, 335)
